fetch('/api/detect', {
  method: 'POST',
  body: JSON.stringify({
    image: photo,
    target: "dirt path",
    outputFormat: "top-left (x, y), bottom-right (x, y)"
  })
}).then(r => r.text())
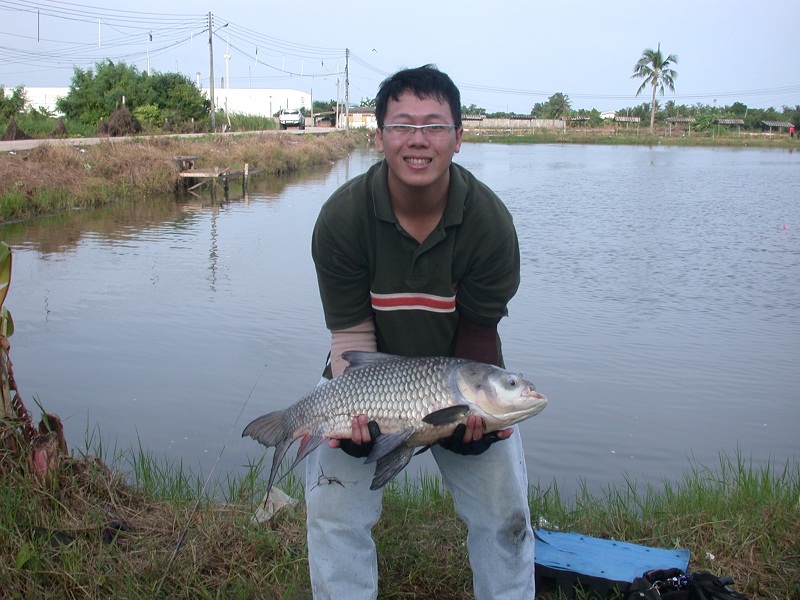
top-left (0, 127), bottom-right (330, 152)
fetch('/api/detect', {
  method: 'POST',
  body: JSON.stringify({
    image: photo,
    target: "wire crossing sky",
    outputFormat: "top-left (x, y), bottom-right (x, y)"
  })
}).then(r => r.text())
top-left (1, 0), bottom-right (798, 112)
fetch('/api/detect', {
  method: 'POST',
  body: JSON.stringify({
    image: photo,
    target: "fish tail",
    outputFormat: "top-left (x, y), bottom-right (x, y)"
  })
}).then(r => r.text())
top-left (242, 411), bottom-right (292, 502)
top-left (242, 410), bottom-right (289, 449)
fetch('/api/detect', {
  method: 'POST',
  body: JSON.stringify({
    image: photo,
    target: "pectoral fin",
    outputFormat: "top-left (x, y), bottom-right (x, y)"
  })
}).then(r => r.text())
top-left (370, 445), bottom-right (415, 490)
top-left (421, 405), bottom-right (470, 426)
top-left (365, 430), bottom-right (414, 464)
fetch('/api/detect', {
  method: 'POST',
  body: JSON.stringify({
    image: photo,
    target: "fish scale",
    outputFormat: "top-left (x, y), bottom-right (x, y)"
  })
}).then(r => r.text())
top-left (290, 355), bottom-right (462, 441)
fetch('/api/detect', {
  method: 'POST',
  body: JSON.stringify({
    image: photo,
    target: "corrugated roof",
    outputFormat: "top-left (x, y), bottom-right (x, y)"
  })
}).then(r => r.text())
top-left (762, 121), bottom-right (794, 128)
top-left (666, 117), bottom-right (696, 123)
top-left (715, 118), bottom-right (745, 125)
top-left (614, 116), bottom-right (641, 122)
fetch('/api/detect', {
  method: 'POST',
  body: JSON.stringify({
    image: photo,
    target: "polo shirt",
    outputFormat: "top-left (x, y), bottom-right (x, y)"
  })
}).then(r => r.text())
top-left (312, 159), bottom-right (520, 358)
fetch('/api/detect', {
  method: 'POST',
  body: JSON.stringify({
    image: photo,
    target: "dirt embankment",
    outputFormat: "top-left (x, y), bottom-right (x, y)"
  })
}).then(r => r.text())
top-left (0, 131), bottom-right (368, 222)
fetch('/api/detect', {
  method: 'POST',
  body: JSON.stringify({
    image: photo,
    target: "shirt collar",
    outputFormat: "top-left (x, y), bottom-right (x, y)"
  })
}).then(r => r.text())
top-left (372, 159), bottom-right (466, 227)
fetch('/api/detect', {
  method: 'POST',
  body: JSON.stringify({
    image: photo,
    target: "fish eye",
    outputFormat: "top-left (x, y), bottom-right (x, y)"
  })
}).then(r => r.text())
top-left (506, 375), bottom-right (518, 387)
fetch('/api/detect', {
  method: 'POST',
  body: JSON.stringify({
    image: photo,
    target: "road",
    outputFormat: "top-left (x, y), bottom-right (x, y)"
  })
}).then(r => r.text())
top-left (0, 127), bottom-right (332, 152)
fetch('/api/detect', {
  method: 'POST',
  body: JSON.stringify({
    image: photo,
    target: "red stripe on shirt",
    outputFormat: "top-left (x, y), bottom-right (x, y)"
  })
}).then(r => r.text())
top-left (371, 292), bottom-right (456, 313)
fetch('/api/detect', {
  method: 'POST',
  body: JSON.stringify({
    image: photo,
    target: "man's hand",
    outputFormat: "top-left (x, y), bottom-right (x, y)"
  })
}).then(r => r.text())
top-left (437, 415), bottom-right (513, 456)
top-left (328, 414), bottom-right (381, 458)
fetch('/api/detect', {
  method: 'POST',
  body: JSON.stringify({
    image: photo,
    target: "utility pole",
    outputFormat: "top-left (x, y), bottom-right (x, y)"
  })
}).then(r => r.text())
top-left (345, 48), bottom-right (350, 133)
top-left (208, 12), bottom-right (216, 131)
top-left (336, 79), bottom-right (340, 128)
top-left (224, 40), bottom-right (231, 89)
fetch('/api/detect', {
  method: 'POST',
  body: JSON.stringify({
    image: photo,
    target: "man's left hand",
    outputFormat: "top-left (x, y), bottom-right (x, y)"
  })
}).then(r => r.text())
top-left (437, 415), bottom-right (513, 456)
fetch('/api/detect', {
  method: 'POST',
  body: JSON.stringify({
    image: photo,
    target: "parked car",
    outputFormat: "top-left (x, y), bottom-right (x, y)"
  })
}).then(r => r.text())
top-left (278, 108), bottom-right (305, 130)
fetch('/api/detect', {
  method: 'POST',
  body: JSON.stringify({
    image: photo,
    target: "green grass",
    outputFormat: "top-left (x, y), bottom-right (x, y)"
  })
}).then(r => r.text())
top-left (463, 129), bottom-right (798, 149)
top-left (1, 425), bottom-right (796, 600)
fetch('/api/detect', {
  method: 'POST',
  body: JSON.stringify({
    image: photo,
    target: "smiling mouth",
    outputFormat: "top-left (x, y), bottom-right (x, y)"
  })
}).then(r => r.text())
top-left (405, 157), bottom-right (432, 166)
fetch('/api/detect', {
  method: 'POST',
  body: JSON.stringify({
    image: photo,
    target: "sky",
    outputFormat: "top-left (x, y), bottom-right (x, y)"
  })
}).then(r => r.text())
top-left (1, 0), bottom-right (798, 114)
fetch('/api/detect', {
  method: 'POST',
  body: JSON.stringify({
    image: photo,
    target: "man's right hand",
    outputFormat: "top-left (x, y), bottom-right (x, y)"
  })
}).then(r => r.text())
top-left (328, 414), bottom-right (381, 458)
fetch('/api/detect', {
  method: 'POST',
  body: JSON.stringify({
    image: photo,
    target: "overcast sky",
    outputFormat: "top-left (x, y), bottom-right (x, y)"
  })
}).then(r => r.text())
top-left (1, 0), bottom-right (798, 113)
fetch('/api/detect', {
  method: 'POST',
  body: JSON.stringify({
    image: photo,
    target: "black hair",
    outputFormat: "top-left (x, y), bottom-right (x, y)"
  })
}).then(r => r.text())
top-left (375, 64), bottom-right (462, 129)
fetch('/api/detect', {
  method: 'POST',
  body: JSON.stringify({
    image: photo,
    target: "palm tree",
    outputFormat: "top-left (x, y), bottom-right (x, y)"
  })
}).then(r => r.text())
top-left (632, 44), bottom-right (678, 134)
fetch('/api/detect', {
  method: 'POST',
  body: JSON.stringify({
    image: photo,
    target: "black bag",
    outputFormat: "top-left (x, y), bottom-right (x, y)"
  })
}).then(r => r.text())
top-left (626, 568), bottom-right (750, 600)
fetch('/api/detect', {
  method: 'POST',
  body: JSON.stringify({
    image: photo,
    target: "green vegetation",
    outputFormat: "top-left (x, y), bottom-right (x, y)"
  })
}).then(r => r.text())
top-left (56, 60), bottom-right (209, 130)
top-left (0, 435), bottom-right (796, 599)
top-left (531, 92), bottom-right (573, 120)
top-left (0, 85), bottom-right (27, 121)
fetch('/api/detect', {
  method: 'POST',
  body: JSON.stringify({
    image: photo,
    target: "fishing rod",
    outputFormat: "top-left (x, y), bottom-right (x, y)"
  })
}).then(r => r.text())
top-left (153, 362), bottom-right (269, 599)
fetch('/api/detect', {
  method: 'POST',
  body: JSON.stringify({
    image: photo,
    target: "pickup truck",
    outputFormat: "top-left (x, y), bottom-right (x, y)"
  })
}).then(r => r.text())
top-left (278, 108), bottom-right (305, 130)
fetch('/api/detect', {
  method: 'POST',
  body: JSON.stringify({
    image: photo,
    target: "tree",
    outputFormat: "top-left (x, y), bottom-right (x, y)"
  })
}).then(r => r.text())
top-left (148, 71), bottom-right (208, 122)
top-left (531, 93), bottom-right (572, 120)
top-left (632, 44), bottom-right (678, 134)
top-left (545, 92), bottom-right (571, 119)
top-left (462, 103), bottom-right (486, 116)
top-left (0, 86), bottom-right (27, 120)
top-left (56, 60), bottom-right (208, 128)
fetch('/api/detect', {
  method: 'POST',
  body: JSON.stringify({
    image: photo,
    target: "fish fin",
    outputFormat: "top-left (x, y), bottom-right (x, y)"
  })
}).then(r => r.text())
top-left (341, 351), bottom-right (398, 373)
top-left (422, 405), bottom-right (470, 426)
top-left (242, 411), bottom-right (293, 506)
top-left (242, 410), bottom-right (288, 448)
top-left (370, 446), bottom-right (415, 490)
top-left (365, 430), bottom-right (414, 464)
top-left (287, 434), bottom-right (326, 472)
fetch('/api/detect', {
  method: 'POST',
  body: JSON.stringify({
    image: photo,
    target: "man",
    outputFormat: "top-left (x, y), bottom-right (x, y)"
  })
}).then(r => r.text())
top-left (305, 65), bottom-right (535, 599)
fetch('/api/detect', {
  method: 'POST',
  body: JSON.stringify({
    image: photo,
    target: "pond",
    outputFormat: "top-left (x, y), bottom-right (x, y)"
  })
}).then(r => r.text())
top-left (3, 142), bottom-right (799, 497)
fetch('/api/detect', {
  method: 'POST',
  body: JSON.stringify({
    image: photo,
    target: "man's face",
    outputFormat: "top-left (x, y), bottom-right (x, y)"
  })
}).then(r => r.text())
top-left (375, 92), bottom-right (463, 194)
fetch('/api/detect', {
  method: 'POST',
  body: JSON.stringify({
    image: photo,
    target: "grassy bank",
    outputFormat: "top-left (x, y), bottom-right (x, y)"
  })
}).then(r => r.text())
top-left (1, 441), bottom-right (797, 599)
top-left (0, 131), bottom-right (368, 223)
top-left (463, 129), bottom-right (799, 148)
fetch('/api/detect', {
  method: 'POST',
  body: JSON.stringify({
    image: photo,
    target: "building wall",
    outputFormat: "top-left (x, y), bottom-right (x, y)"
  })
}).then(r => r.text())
top-left (464, 117), bottom-right (565, 131)
top-left (202, 88), bottom-right (311, 117)
top-left (21, 87), bottom-right (311, 118)
top-left (22, 87), bottom-right (68, 114)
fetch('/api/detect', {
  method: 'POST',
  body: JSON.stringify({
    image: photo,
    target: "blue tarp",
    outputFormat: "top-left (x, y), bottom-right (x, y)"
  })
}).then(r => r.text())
top-left (534, 529), bottom-right (690, 598)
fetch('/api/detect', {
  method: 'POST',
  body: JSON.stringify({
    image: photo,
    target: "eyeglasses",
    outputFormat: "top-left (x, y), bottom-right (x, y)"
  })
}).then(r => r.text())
top-left (381, 124), bottom-right (457, 139)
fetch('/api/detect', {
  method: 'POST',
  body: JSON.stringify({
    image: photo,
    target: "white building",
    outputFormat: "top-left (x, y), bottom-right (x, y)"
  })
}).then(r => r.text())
top-left (202, 88), bottom-right (311, 117)
top-left (19, 87), bottom-right (311, 118)
top-left (21, 87), bottom-right (68, 114)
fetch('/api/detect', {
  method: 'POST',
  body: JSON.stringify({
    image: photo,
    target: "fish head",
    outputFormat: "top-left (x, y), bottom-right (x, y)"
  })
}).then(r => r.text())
top-left (453, 363), bottom-right (548, 431)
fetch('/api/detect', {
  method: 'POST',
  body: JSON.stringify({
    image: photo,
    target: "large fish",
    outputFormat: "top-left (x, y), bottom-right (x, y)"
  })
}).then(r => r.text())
top-left (242, 351), bottom-right (548, 499)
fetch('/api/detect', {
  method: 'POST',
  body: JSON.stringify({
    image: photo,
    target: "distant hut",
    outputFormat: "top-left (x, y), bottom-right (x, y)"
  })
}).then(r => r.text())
top-left (714, 118), bottom-right (745, 137)
top-left (614, 115), bottom-right (641, 135)
top-left (666, 116), bottom-right (696, 137)
top-left (564, 115), bottom-right (590, 133)
top-left (762, 120), bottom-right (794, 135)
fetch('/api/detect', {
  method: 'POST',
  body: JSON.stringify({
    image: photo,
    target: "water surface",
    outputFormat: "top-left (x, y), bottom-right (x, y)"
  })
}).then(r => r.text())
top-left (3, 143), bottom-right (798, 497)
